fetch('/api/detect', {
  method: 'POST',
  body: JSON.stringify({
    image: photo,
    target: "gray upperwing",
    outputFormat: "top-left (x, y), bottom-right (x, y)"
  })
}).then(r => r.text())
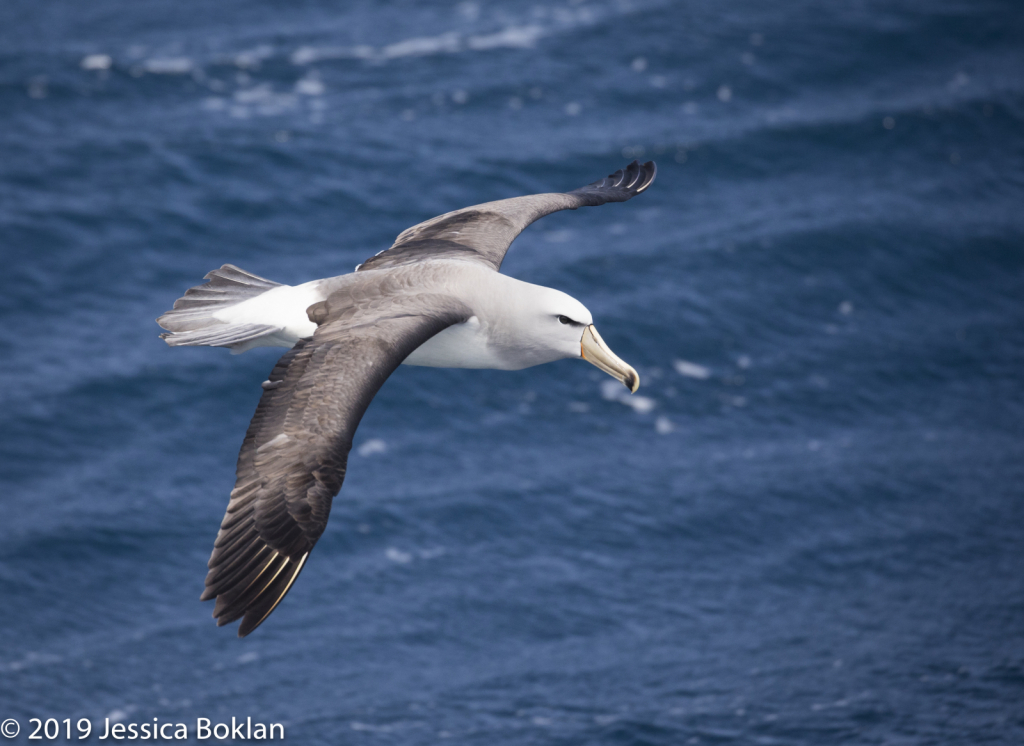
top-left (357, 160), bottom-right (657, 273)
top-left (202, 292), bottom-right (470, 637)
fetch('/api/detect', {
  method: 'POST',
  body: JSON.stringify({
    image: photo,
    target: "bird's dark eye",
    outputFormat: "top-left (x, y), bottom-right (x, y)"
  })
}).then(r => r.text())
top-left (558, 315), bottom-right (573, 325)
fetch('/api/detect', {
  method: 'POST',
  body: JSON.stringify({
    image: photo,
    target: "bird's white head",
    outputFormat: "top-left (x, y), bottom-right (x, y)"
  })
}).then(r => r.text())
top-left (513, 285), bottom-right (640, 393)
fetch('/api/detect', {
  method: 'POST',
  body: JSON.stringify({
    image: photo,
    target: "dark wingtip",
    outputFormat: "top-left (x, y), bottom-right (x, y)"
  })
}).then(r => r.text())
top-left (567, 160), bottom-right (658, 203)
top-left (601, 160), bottom-right (657, 195)
top-left (237, 614), bottom-right (259, 638)
top-left (636, 161), bottom-right (657, 193)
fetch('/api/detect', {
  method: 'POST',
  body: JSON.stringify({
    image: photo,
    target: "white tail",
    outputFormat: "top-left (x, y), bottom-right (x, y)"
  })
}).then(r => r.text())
top-left (157, 265), bottom-right (320, 353)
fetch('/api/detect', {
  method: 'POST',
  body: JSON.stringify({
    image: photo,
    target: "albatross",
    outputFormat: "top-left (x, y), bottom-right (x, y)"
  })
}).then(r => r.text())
top-left (158, 159), bottom-right (657, 636)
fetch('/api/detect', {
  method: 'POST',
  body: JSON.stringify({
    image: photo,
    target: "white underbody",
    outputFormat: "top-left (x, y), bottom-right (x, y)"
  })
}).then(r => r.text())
top-left (402, 316), bottom-right (509, 368)
top-left (212, 275), bottom-right (537, 369)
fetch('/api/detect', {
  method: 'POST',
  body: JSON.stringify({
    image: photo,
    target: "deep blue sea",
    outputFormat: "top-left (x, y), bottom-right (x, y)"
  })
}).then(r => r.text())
top-left (2, 1), bottom-right (1023, 743)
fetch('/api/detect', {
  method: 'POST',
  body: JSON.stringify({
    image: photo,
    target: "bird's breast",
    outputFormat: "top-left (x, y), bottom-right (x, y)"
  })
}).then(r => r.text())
top-left (402, 316), bottom-right (513, 369)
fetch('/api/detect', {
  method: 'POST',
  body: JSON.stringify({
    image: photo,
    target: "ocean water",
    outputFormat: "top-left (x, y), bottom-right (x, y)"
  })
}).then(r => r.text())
top-left (2, 0), bottom-right (1023, 743)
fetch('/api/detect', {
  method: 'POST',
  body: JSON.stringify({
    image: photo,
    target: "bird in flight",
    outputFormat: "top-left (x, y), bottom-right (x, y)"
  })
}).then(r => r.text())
top-left (158, 160), bottom-right (657, 636)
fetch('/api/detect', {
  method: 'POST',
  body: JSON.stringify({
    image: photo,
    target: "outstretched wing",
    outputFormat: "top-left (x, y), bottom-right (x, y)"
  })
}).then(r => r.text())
top-left (202, 292), bottom-right (470, 636)
top-left (357, 160), bottom-right (657, 273)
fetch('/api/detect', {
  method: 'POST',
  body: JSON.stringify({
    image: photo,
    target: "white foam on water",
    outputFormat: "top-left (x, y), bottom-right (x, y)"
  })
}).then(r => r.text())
top-left (233, 84), bottom-right (271, 103)
top-left (105, 707), bottom-right (136, 723)
top-left (385, 547), bottom-right (412, 564)
top-left (357, 438), bottom-right (387, 457)
top-left (382, 32), bottom-right (461, 60)
top-left (233, 45), bottom-right (274, 69)
top-left (350, 722), bottom-right (394, 732)
top-left (290, 45), bottom-right (374, 65)
top-left (673, 359), bottom-right (711, 379)
top-left (543, 229), bottom-right (572, 243)
top-left (622, 395), bottom-right (656, 413)
top-left (295, 75), bottom-right (325, 96)
top-left (457, 1), bottom-right (481, 21)
top-left (229, 84), bottom-right (298, 116)
top-left (6, 651), bottom-right (61, 671)
top-left (81, 54), bottom-right (112, 70)
top-left (291, 24), bottom-right (546, 66)
top-left (290, 47), bottom-right (328, 65)
top-left (142, 57), bottom-right (193, 74)
top-left (467, 25), bottom-right (543, 51)
top-left (601, 379), bottom-right (656, 413)
top-left (600, 379), bottom-right (623, 401)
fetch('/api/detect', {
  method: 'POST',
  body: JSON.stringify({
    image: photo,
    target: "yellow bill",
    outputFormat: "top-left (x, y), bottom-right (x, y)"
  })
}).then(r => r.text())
top-left (581, 324), bottom-right (639, 393)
